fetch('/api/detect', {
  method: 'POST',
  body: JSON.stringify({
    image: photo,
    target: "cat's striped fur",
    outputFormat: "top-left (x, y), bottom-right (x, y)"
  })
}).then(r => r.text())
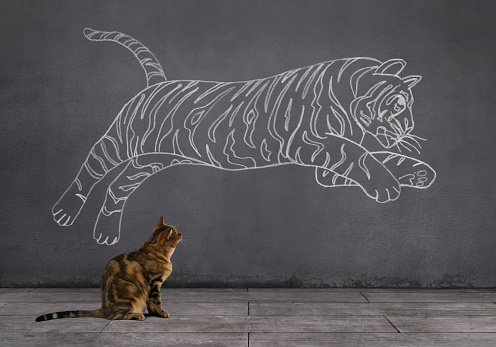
top-left (52, 28), bottom-right (435, 245)
top-left (36, 217), bottom-right (180, 321)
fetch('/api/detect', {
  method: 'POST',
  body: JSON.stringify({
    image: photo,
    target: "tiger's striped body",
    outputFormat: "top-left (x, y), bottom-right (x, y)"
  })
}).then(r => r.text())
top-left (52, 29), bottom-right (436, 245)
top-left (102, 60), bottom-right (369, 168)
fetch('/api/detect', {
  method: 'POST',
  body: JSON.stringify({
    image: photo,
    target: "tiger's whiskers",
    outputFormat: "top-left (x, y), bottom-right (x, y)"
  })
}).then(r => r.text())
top-left (398, 137), bottom-right (421, 154)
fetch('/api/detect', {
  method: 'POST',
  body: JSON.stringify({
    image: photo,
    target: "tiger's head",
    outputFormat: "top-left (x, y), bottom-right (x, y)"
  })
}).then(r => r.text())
top-left (351, 59), bottom-right (422, 152)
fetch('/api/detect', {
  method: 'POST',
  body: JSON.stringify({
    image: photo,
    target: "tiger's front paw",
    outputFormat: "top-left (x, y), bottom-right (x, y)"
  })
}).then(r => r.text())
top-left (372, 184), bottom-right (401, 203)
top-left (362, 176), bottom-right (401, 203)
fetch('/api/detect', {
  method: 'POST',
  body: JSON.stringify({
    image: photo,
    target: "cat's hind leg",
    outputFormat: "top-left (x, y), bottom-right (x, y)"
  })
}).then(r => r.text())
top-left (94, 153), bottom-right (206, 245)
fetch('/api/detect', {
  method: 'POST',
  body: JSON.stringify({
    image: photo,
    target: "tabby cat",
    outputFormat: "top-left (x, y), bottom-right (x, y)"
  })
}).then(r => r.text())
top-left (35, 217), bottom-right (180, 321)
top-left (52, 28), bottom-right (436, 245)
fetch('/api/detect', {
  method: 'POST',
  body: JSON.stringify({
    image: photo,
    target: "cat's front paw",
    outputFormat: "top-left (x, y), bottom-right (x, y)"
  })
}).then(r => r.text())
top-left (125, 313), bottom-right (146, 321)
top-left (157, 310), bottom-right (169, 318)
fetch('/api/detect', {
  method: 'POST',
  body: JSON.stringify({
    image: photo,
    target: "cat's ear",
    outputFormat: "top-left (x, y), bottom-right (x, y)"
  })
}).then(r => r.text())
top-left (159, 229), bottom-right (172, 243)
top-left (376, 59), bottom-right (406, 76)
top-left (156, 216), bottom-right (164, 228)
top-left (402, 75), bottom-right (422, 88)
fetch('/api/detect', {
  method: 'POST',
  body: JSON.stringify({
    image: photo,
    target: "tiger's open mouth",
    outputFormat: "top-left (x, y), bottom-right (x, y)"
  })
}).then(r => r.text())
top-left (375, 126), bottom-right (424, 154)
top-left (376, 126), bottom-right (399, 148)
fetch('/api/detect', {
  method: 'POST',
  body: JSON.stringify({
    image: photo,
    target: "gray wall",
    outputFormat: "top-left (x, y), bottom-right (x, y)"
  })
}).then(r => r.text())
top-left (1, 0), bottom-right (496, 287)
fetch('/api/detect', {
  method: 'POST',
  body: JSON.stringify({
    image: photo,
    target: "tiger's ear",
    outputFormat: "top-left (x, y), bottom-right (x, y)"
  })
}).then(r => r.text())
top-left (402, 75), bottom-right (422, 88)
top-left (376, 59), bottom-right (406, 76)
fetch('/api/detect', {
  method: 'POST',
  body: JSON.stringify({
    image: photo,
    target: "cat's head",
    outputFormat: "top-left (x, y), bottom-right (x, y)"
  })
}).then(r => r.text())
top-left (148, 216), bottom-right (182, 248)
top-left (351, 59), bottom-right (422, 152)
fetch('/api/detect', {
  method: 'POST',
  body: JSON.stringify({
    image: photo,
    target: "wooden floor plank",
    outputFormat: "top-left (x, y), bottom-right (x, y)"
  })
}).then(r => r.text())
top-left (0, 293), bottom-right (26, 303)
top-left (156, 290), bottom-right (249, 303)
top-left (250, 302), bottom-right (496, 316)
top-left (247, 288), bottom-right (362, 293)
top-left (362, 290), bottom-right (496, 303)
top-left (0, 288), bottom-right (35, 293)
top-left (247, 288), bottom-right (367, 303)
top-left (249, 332), bottom-right (496, 346)
top-left (388, 315), bottom-right (496, 333)
top-left (360, 288), bottom-right (496, 294)
top-left (9, 292), bottom-right (102, 303)
top-left (0, 302), bottom-right (247, 316)
top-left (30, 288), bottom-right (246, 293)
top-left (13, 288), bottom-right (366, 304)
top-left (161, 288), bottom-right (248, 292)
top-left (163, 288), bottom-right (366, 303)
top-left (3, 288), bottom-right (496, 345)
top-left (0, 332), bottom-right (247, 347)
top-left (3, 289), bottom-right (368, 304)
top-left (102, 315), bottom-right (397, 333)
top-left (0, 303), bottom-right (99, 316)
top-left (360, 289), bottom-right (482, 293)
top-left (15, 288), bottom-right (248, 303)
top-left (1, 316), bottom-right (110, 333)
top-left (31, 288), bottom-right (101, 294)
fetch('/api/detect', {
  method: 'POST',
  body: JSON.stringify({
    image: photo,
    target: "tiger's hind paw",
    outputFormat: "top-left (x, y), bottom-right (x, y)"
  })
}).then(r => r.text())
top-left (93, 207), bottom-right (122, 245)
top-left (52, 208), bottom-right (76, 226)
top-left (52, 184), bottom-right (88, 226)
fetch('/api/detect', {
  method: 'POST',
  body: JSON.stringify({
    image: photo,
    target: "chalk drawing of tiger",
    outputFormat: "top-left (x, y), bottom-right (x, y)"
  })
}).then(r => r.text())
top-left (52, 28), bottom-right (436, 245)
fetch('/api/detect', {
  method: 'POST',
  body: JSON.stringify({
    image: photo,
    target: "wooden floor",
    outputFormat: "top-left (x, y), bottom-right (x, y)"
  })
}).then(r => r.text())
top-left (1, 288), bottom-right (496, 346)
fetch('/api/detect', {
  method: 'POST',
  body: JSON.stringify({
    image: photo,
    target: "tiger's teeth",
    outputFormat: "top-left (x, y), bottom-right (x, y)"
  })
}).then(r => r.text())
top-left (378, 109), bottom-right (388, 121)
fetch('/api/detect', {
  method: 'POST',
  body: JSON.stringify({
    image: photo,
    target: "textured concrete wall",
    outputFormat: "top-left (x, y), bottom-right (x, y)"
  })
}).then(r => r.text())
top-left (1, 0), bottom-right (496, 287)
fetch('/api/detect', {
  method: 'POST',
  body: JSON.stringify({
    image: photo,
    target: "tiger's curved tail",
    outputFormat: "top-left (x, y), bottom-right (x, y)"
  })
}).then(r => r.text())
top-left (53, 29), bottom-right (167, 228)
top-left (83, 28), bottom-right (167, 86)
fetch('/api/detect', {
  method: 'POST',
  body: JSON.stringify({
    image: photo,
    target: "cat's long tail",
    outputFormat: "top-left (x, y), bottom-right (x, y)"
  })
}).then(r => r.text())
top-left (35, 308), bottom-right (105, 321)
top-left (83, 28), bottom-right (167, 86)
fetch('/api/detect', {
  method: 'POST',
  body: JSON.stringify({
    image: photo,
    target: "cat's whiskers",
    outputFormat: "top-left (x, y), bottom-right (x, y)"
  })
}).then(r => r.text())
top-left (179, 238), bottom-right (191, 251)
